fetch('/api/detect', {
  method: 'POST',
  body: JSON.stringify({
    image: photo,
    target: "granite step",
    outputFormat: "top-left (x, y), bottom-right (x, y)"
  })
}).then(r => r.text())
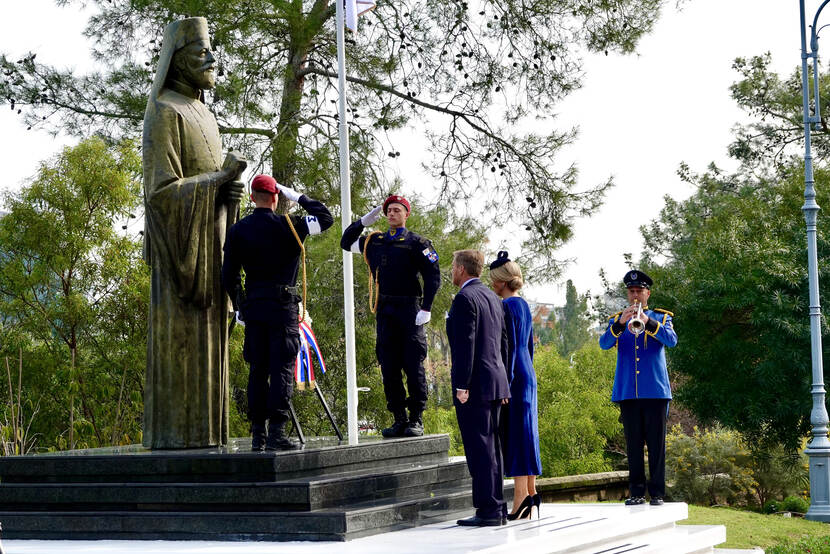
top-left (0, 482), bottom-right (481, 542)
top-left (0, 459), bottom-right (471, 512)
top-left (0, 435), bottom-right (450, 483)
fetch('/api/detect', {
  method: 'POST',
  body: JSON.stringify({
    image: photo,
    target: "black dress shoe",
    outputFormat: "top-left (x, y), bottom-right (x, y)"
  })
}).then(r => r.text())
top-left (650, 497), bottom-right (664, 506)
top-left (625, 496), bottom-right (646, 506)
top-left (456, 515), bottom-right (504, 527)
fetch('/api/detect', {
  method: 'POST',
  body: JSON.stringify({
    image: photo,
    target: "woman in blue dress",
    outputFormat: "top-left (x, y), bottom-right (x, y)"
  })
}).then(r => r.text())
top-left (489, 251), bottom-right (542, 520)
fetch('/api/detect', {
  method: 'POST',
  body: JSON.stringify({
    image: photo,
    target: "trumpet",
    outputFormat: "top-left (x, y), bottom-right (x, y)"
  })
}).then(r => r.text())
top-left (627, 301), bottom-right (645, 336)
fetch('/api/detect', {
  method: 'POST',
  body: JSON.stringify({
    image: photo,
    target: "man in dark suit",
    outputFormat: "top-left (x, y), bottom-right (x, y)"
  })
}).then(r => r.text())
top-left (446, 249), bottom-right (511, 527)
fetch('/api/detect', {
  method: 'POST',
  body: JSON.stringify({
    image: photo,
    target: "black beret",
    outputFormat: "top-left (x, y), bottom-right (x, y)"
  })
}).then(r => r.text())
top-left (489, 250), bottom-right (510, 270)
top-left (623, 269), bottom-right (653, 289)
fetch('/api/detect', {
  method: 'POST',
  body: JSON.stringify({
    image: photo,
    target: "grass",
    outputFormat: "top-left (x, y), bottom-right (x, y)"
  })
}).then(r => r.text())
top-left (679, 504), bottom-right (830, 550)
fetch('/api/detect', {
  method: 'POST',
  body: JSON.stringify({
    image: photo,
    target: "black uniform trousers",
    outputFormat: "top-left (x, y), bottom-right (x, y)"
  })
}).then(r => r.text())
top-left (243, 305), bottom-right (300, 425)
top-left (619, 398), bottom-right (669, 498)
top-left (455, 397), bottom-right (506, 519)
top-left (375, 297), bottom-right (428, 415)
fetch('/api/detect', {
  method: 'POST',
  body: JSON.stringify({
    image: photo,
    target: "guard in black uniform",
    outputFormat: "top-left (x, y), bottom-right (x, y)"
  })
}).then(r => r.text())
top-left (222, 174), bottom-right (333, 451)
top-left (341, 195), bottom-right (441, 438)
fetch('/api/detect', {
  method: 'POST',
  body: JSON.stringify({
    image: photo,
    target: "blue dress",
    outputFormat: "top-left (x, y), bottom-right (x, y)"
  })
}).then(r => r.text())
top-left (502, 296), bottom-right (542, 477)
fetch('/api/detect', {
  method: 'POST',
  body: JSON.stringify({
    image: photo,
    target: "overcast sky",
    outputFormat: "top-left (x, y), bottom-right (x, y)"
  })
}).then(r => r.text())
top-left (0, 0), bottom-right (813, 305)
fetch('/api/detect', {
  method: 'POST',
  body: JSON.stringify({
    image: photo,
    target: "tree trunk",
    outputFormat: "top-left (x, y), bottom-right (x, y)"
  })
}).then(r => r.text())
top-left (112, 363), bottom-right (128, 444)
top-left (272, 1), bottom-right (330, 213)
top-left (69, 346), bottom-right (75, 450)
top-left (273, 45), bottom-right (308, 214)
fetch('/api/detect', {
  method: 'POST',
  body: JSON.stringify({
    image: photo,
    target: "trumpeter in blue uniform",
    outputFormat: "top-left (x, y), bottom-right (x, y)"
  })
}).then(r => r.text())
top-left (340, 195), bottom-right (441, 438)
top-left (221, 175), bottom-right (333, 451)
top-left (599, 270), bottom-right (677, 506)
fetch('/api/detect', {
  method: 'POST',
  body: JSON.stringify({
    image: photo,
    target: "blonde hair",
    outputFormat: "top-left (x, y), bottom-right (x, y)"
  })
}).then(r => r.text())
top-left (490, 261), bottom-right (523, 291)
top-left (453, 250), bottom-right (484, 277)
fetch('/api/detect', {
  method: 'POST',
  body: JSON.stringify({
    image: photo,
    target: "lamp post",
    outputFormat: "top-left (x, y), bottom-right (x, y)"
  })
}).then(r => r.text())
top-left (800, 0), bottom-right (830, 522)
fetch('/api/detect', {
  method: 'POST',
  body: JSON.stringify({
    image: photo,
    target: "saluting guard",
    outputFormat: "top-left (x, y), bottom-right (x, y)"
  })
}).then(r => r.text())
top-left (599, 270), bottom-right (677, 506)
top-left (222, 175), bottom-right (333, 451)
top-left (340, 195), bottom-right (441, 438)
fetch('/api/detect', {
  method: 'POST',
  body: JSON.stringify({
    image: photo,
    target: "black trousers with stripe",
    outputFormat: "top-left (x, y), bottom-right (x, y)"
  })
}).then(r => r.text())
top-left (619, 398), bottom-right (669, 498)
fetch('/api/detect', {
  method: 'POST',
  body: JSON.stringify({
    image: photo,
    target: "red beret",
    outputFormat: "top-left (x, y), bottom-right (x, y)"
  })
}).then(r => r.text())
top-left (383, 195), bottom-right (410, 214)
top-left (251, 175), bottom-right (277, 194)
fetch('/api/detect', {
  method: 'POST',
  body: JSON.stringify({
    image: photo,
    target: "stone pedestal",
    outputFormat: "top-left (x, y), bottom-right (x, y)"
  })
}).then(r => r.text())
top-left (0, 435), bottom-right (481, 541)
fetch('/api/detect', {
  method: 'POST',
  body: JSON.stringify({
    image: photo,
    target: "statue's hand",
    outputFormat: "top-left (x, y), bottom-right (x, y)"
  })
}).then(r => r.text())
top-left (222, 151), bottom-right (247, 180)
top-left (219, 180), bottom-right (245, 204)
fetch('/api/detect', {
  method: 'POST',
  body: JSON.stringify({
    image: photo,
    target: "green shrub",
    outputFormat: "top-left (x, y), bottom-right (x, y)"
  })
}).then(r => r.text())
top-left (666, 424), bottom-right (756, 505)
top-left (763, 499), bottom-right (783, 514)
top-left (535, 342), bottom-right (622, 477)
top-left (751, 445), bottom-right (809, 508)
top-left (423, 407), bottom-right (463, 456)
top-left (781, 495), bottom-right (810, 514)
top-left (767, 535), bottom-right (830, 554)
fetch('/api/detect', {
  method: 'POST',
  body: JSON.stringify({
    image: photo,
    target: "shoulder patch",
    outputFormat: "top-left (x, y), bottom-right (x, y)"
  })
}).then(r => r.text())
top-left (653, 308), bottom-right (674, 317)
top-left (422, 246), bottom-right (439, 263)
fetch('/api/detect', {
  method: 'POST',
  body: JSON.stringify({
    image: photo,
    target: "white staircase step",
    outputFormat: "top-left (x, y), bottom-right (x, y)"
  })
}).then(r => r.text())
top-left (1, 502), bottom-right (730, 554)
top-left (568, 524), bottom-right (726, 554)
top-left (474, 502), bottom-right (689, 553)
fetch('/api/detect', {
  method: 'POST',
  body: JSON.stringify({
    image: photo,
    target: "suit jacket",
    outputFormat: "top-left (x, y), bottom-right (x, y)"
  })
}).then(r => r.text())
top-left (446, 279), bottom-right (511, 401)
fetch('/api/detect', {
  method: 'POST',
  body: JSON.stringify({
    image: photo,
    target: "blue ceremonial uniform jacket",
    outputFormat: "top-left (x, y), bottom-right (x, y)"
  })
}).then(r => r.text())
top-left (599, 307), bottom-right (677, 402)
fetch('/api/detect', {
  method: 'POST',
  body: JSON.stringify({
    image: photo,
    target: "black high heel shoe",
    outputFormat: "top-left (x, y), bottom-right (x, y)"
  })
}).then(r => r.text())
top-left (531, 493), bottom-right (541, 518)
top-left (506, 495), bottom-right (533, 521)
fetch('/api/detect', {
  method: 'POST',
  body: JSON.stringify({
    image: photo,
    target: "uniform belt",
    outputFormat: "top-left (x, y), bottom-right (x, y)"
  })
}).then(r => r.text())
top-left (244, 283), bottom-right (299, 300)
top-left (379, 294), bottom-right (421, 302)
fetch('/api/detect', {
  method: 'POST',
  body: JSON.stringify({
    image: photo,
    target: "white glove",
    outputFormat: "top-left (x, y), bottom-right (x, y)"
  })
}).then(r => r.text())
top-left (298, 302), bottom-right (313, 325)
top-left (415, 310), bottom-right (431, 326)
top-left (360, 205), bottom-right (384, 226)
top-left (235, 311), bottom-right (246, 327)
top-left (276, 183), bottom-right (302, 202)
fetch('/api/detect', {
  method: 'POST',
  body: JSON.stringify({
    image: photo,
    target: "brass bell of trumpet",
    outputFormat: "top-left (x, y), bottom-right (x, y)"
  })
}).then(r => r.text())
top-left (628, 301), bottom-right (645, 336)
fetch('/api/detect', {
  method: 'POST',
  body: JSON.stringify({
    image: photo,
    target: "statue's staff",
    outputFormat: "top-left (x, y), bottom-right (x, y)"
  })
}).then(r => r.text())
top-left (223, 152), bottom-right (247, 337)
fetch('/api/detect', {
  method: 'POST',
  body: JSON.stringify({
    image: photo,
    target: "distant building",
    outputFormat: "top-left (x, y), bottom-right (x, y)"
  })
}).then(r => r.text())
top-left (526, 300), bottom-right (557, 329)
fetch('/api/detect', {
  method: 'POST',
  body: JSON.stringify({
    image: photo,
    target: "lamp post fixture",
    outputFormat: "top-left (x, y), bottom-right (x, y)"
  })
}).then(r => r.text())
top-left (800, 0), bottom-right (830, 522)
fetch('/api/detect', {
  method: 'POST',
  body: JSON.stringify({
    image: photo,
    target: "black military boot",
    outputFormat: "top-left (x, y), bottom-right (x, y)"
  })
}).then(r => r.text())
top-left (266, 421), bottom-right (299, 451)
top-left (251, 422), bottom-right (267, 452)
top-left (381, 410), bottom-right (409, 438)
top-left (403, 412), bottom-right (424, 437)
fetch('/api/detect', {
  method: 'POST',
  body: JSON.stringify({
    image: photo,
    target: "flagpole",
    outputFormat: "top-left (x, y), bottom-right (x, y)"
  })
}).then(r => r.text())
top-left (336, 0), bottom-right (359, 445)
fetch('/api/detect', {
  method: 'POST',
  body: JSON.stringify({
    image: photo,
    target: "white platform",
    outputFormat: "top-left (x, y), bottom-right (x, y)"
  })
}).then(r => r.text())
top-left (1, 502), bottom-right (726, 554)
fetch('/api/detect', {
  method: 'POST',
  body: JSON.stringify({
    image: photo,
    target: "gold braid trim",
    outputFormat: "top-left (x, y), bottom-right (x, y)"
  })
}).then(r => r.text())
top-left (284, 215), bottom-right (307, 324)
top-left (363, 230), bottom-right (383, 314)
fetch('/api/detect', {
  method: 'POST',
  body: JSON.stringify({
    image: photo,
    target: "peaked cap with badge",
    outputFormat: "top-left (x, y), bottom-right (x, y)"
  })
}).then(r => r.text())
top-left (623, 269), bottom-right (653, 289)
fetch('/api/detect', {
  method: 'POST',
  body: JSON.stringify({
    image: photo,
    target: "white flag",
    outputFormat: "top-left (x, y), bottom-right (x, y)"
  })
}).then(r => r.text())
top-left (345, 0), bottom-right (376, 32)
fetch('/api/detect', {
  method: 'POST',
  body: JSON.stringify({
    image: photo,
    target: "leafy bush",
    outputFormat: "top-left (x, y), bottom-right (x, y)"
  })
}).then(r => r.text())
top-left (666, 424), bottom-right (756, 505)
top-left (763, 499), bottom-right (783, 514)
top-left (535, 342), bottom-right (622, 477)
top-left (423, 407), bottom-right (463, 457)
top-left (781, 495), bottom-right (810, 514)
top-left (751, 445), bottom-right (809, 508)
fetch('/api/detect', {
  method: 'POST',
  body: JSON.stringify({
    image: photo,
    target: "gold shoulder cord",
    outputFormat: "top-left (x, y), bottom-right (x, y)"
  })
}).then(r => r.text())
top-left (284, 214), bottom-right (307, 324)
top-left (363, 230), bottom-right (383, 313)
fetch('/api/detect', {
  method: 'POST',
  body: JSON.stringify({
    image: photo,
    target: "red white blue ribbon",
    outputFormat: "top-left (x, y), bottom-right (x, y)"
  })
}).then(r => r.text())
top-left (295, 320), bottom-right (327, 389)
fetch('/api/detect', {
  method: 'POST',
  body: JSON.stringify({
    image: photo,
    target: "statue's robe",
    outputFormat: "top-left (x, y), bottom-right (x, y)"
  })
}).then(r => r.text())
top-left (142, 80), bottom-right (230, 448)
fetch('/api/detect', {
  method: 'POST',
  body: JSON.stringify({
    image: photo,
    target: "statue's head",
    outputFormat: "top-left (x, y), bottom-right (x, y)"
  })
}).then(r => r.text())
top-left (170, 33), bottom-right (216, 91)
top-left (147, 17), bottom-right (215, 104)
